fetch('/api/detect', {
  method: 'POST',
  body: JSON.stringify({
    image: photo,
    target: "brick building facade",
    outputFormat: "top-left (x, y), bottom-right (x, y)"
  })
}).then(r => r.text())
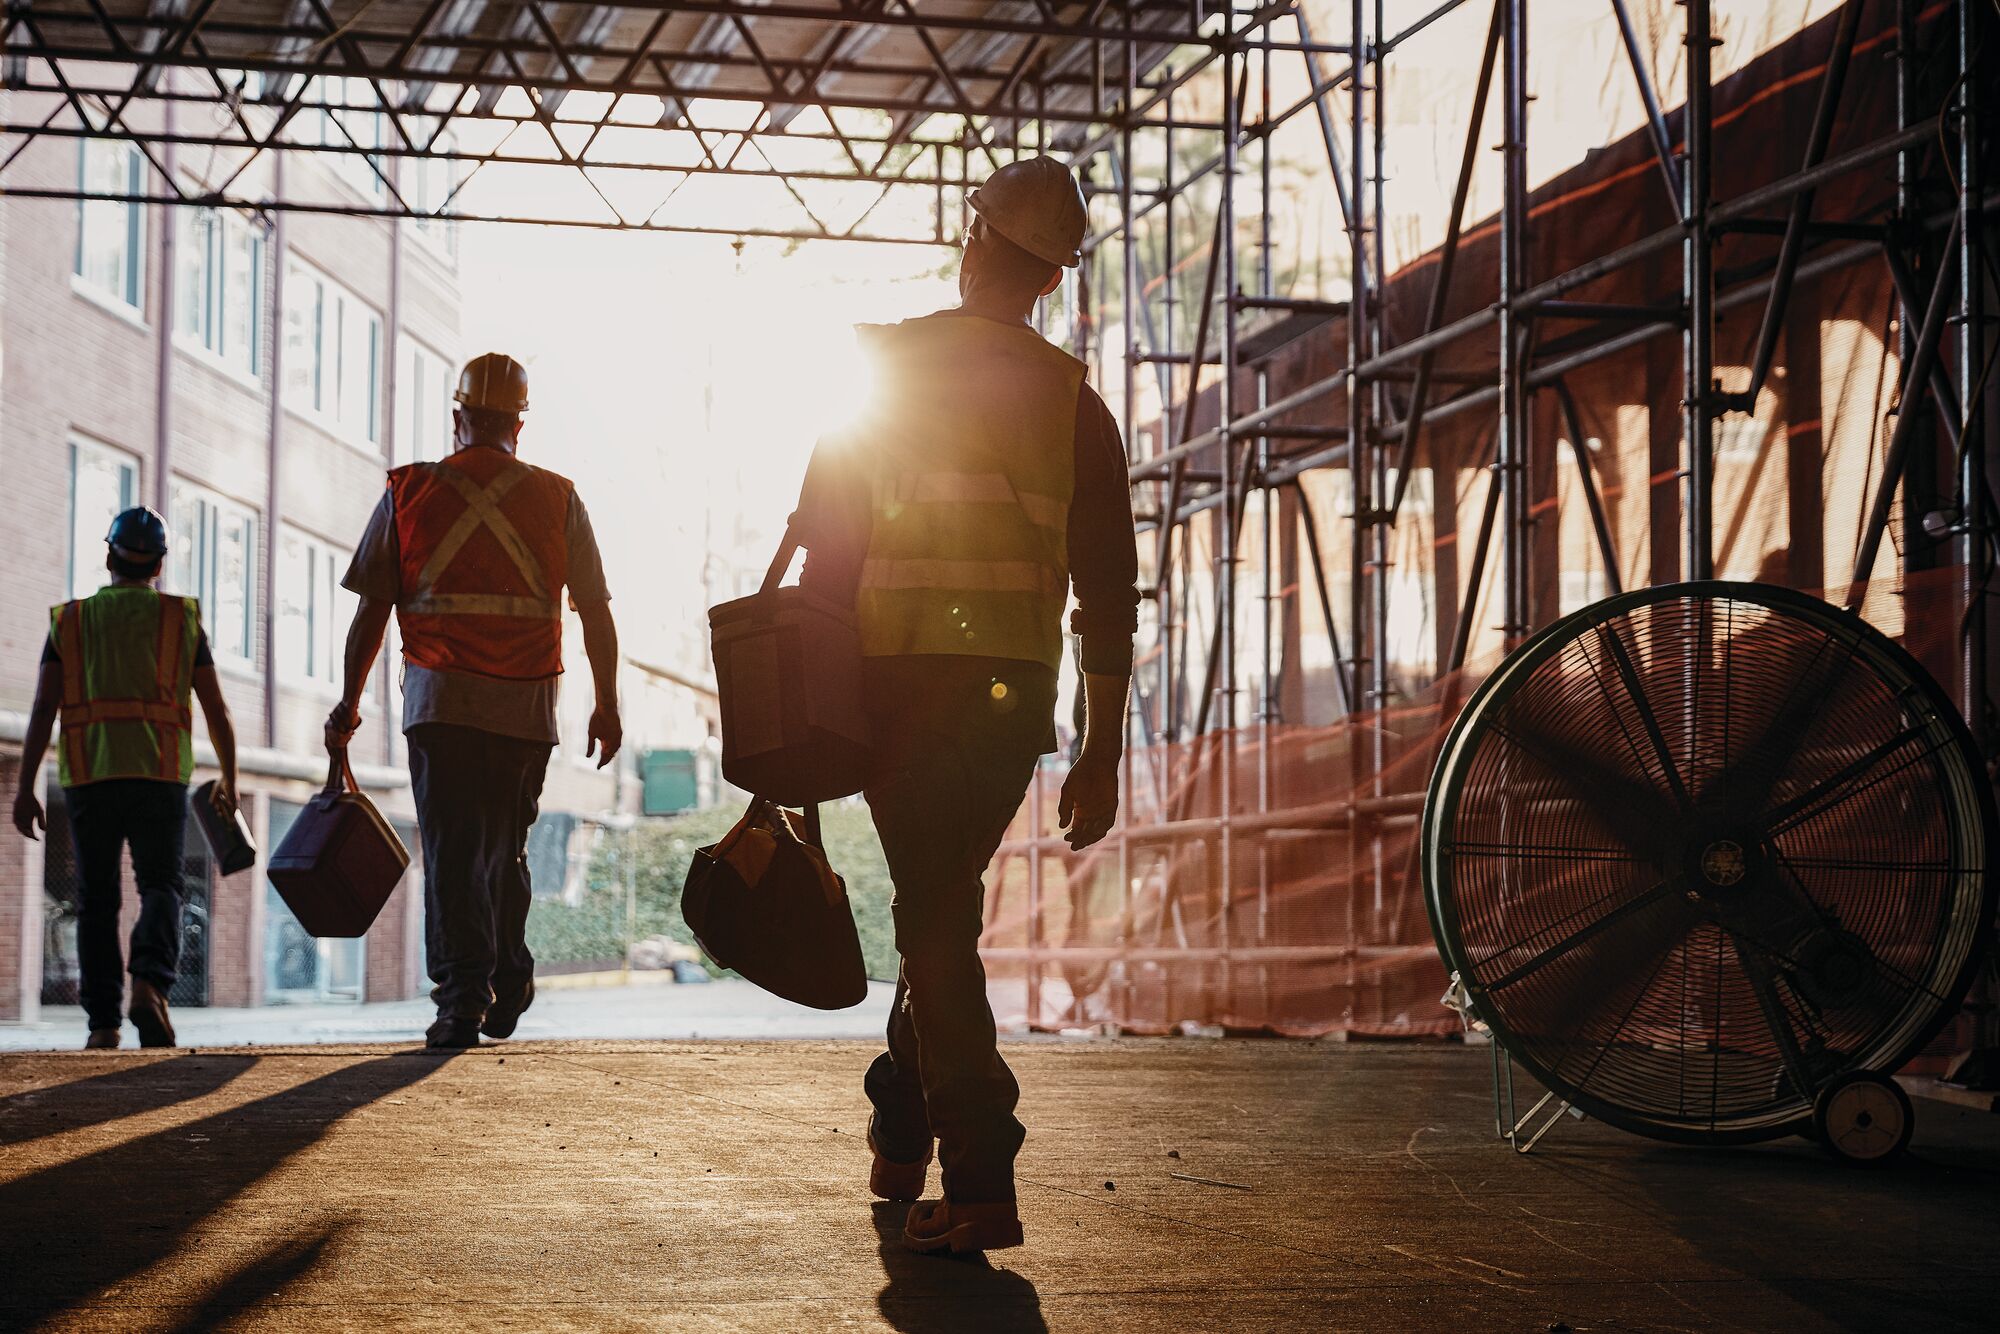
top-left (0, 73), bottom-right (626, 1025)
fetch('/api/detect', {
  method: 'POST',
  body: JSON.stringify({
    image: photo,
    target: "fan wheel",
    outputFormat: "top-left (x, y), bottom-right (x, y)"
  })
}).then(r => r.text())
top-left (1424, 582), bottom-right (1996, 1145)
top-left (1813, 1071), bottom-right (1914, 1164)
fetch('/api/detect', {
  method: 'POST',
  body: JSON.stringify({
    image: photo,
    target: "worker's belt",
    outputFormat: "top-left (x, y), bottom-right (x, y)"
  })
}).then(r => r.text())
top-left (859, 558), bottom-right (1064, 595)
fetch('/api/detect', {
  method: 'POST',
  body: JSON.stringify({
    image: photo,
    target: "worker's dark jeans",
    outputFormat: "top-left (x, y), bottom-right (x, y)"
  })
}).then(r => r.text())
top-left (65, 779), bottom-right (187, 1031)
top-left (407, 723), bottom-right (553, 1022)
top-left (861, 662), bottom-right (1053, 1204)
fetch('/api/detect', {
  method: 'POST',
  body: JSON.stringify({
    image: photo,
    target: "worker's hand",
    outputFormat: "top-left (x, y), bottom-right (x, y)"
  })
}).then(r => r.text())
top-left (1058, 748), bottom-right (1120, 851)
top-left (324, 700), bottom-right (361, 752)
top-left (12, 788), bottom-right (45, 841)
top-left (210, 778), bottom-right (237, 817)
top-left (586, 703), bottom-right (623, 769)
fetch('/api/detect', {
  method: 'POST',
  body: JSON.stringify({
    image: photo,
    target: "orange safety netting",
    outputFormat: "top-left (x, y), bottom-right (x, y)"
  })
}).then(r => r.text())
top-left (980, 568), bottom-right (1980, 1038)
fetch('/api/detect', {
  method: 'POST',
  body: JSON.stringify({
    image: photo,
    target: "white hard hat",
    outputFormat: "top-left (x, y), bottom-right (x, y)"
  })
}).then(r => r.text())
top-left (967, 156), bottom-right (1086, 269)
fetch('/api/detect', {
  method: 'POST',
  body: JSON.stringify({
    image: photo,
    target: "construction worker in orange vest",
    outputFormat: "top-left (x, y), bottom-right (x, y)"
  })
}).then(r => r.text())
top-left (11, 507), bottom-right (241, 1049)
top-left (328, 353), bottom-right (622, 1049)
top-left (789, 157), bottom-right (1139, 1253)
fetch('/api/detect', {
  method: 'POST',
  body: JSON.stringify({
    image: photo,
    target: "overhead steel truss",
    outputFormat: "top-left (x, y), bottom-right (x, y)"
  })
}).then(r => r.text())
top-left (1, 0), bottom-right (1995, 1032)
top-left (0, 0), bottom-right (1334, 240)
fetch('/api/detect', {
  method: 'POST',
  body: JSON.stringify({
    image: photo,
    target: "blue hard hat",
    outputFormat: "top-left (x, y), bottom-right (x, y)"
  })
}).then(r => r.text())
top-left (106, 506), bottom-right (169, 559)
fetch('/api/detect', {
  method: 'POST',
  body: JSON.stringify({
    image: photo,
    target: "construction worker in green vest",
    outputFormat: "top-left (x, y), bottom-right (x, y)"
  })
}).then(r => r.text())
top-left (790, 156), bottom-right (1139, 1254)
top-left (11, 507), bottom-right (240, 1049)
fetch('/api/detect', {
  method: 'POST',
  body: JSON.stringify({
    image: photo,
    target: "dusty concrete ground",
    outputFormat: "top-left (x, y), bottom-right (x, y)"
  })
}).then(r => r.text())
top-left (0, 978), bottom-right (897, 1050)
top-left (0, 1040), bottom-right (1993, 1332)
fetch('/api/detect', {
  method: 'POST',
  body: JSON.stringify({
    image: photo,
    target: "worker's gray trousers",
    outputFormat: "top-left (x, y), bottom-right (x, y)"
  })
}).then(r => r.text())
top-left (407, 723), bottom-right (552, 1023)
top-left (861, 665), bottom-right (1052, 1205)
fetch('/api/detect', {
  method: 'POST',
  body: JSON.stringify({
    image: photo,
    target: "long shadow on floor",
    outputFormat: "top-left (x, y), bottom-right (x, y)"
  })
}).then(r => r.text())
top-left (0, 1053), bottom-right (257, 1148)
top-left (873, 1202), bottom-right (1047, 1334)
top-left (159, 1219), bottom-right (355, 1334)
top-left (0, 1052), bottom-right (446, 1328)
top-left (1548, 1112), bottom-right (2000, 1334)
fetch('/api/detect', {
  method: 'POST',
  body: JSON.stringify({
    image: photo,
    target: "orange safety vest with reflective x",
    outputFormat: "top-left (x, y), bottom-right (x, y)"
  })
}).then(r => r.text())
top-left (48, 588), bottom-right (201, 787)
top-left (387, 447), bottom-right (574, 680)
top-left (851, 316), bottom-right (1084, 671)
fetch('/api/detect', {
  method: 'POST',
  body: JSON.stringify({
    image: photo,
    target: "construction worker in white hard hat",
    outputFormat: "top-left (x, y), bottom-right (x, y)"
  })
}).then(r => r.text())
top-left (11, 507), bottom-right (241, 1049)
top-left (328, 352), bottom-right (623, 1049)
top-left (788, 156), bottom-right (1139, 1253)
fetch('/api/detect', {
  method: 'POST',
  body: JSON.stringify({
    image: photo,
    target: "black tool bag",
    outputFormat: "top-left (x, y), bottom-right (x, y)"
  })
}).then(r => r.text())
top-left (679, 798), bottom-right (868, 1010)
top-left (708, 527), bottom-right (871, 806)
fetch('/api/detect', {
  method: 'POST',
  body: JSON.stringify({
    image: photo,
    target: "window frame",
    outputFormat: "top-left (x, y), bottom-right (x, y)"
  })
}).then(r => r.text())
top-left (396, 337), bottom-right (457, 465)
top-left (168, 480), bottom-right (261, 673)
top-left (276, 523), bottom-right (361, 695)
top-left (66, 436), bottom-right (141, 602)
top-left (73, 137), bottom-right (148, 316)
top-left (175, 206), bottom-right (268, 382)
top-left (283, 258), bottom-right (384, 452)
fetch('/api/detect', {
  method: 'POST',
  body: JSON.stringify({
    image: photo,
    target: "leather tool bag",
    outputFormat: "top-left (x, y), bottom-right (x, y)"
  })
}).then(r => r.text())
top-left (708, 527), bottom-right (871, 806)
top-left (679, 798), bottom-right (868, 1010)
top-left (267, 748), bottom-right (412, 938)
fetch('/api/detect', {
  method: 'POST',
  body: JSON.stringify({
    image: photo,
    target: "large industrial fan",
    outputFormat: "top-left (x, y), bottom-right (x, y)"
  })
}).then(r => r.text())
top-left (1424, 582), bottom-right (1996, 1162)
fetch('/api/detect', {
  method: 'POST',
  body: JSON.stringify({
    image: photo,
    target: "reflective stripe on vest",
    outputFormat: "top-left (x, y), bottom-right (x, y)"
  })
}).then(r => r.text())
top-left (51, 589), bottom-right (200, 787)
top-left (389, 451), bottom-right (573, 681)
top-left (852, 316), bottom-right (1083, 670)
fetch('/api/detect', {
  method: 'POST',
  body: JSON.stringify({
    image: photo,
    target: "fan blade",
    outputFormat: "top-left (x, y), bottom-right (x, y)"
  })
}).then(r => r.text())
top-left (1483, 716), bottom-right (1680, 868)
top-left (1591, 620), bottom-right (1692, 813)
top-left (1479, 871), bottom-right (1690, 993)
top-left (1763, 720), bottom-right (1944, 838)
top-left (1702, 620), bottom-right (1866, 818)
top-left (1727, 931), bottom-right (1823, 1102)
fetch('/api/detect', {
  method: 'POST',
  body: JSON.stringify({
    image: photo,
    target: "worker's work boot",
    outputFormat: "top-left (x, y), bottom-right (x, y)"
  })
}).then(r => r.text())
top-left (84, 1028), bottom-right (120, 1050)
top-left (482, 978), bottom-right (535, 1040)
top-left (128, 977), bottom-right (176, 1049)
top-left (902, 1200), bottom-right (1023, 1254)
top-left (425, 1015), bottom-right (483, 1049)
top-left (868, 1124), bottom-right (933, 1202)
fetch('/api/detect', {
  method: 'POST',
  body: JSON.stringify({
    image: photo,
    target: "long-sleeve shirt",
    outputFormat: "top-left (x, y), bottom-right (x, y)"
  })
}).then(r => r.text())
top-left (792, 309), bottom-right (1141, 679)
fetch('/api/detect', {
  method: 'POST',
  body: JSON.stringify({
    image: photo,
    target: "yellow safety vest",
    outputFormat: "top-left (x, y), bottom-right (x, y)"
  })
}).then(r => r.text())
top-left (851, 315), bottom-right (1083, 670)
top-left (50, 588), bottom-right (200, 787)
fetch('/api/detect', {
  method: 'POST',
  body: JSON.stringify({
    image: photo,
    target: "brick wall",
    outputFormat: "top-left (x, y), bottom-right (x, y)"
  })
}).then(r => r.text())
top-left (0, 756), bottom-right (44, 1023)
top-left (0, 82), bottom-right (464, 1018)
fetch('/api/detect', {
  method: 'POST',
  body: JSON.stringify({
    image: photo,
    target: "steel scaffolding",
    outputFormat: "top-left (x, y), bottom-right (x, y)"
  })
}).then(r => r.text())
top-left (3, 0), bottom-right (1994, 1031)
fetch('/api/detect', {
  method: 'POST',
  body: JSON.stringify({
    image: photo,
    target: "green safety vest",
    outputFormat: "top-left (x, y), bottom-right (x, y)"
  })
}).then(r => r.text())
top-left (852, 315), bottom-right (1083, 671)
top-left (49, 587), bottom-right (200, 787)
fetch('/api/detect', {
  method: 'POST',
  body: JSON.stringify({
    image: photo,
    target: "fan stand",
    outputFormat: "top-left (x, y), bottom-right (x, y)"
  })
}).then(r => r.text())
top-left (1444, 972), bottom-right (1586, 1155)
top-left (1447, 971), bottom-right (1923, 1163)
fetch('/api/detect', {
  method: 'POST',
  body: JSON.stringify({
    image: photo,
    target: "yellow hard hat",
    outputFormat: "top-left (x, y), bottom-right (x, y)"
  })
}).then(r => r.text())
top-left (967, 156), bottom-right (1086, 268)
top-left (455, 352), bottom-right (530, 413)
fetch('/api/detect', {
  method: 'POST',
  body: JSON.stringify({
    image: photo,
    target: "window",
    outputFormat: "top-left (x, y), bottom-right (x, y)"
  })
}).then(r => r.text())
top-left (67, 439), bottom-right (140, 601)
top-left (169, 483), bottom-right (259, 667)
top-left (410, 129), bottom-right (461, 262)
top-left (284, 262), bottom-right (382, 446)
top-left (278, 527), bottom-right (357, 688)
top-left (177, 208), bottom-right (266, 376)
top-left (75, 138), bottom-right (146, 311)
top-left (396, 340), bottom-right (455, 464)
top-left (298, 76), bottom-right (386, 199)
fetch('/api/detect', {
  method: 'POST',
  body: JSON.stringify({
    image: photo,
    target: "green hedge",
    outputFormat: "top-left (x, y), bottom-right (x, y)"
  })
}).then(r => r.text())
top-left (526, 802), bottom-right (900, 981)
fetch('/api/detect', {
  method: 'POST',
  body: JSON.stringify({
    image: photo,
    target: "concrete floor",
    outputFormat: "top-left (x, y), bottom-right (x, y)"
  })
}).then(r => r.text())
top-left (0, 978), bottom-right (897, 1050)
top-left (0, 1041), bottom-right (1993, 1333)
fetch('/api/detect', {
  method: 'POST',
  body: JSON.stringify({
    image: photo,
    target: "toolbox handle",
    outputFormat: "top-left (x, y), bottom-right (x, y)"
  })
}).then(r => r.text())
top-left (321, 745), bottom-right (360, 797)
top-left (758, 524), bottom-right (801, 597)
